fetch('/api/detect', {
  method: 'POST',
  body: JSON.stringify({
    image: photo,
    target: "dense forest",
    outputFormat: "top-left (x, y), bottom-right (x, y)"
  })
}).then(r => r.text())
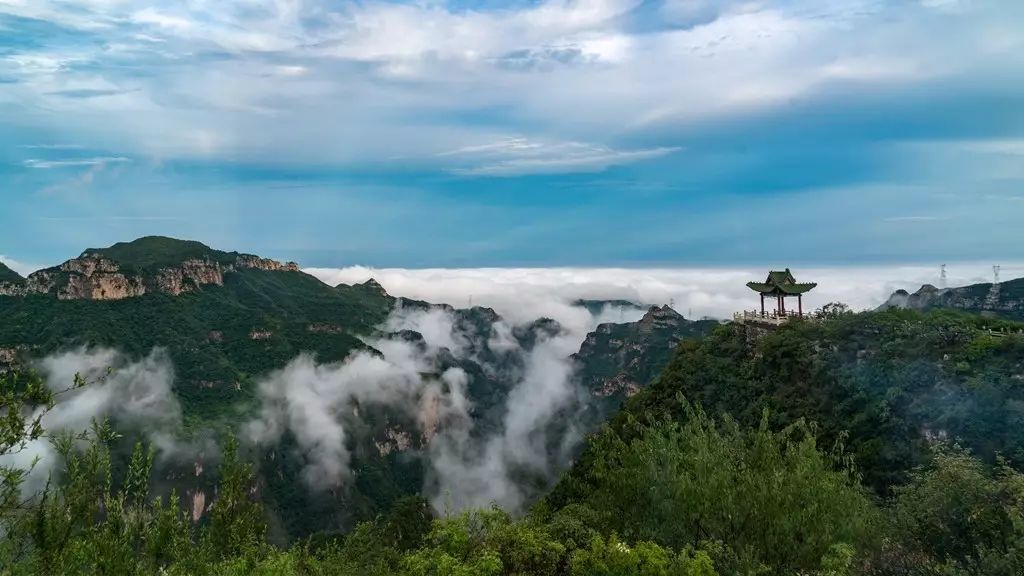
top-left (3, 307), bottom-right (1024, 575)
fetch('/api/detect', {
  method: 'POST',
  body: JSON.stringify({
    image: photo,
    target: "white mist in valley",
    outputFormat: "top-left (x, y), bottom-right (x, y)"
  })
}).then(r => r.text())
top-left (1, 348), bottom-right (188, 494)
top-left (243, 299), bottom-right (637, 512)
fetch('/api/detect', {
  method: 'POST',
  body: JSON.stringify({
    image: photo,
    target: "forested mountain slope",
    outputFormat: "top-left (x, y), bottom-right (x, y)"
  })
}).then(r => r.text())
top-left (553, 308), bottom-right (1024, 504)
top-left (0, 237), bottom-right (715, 542)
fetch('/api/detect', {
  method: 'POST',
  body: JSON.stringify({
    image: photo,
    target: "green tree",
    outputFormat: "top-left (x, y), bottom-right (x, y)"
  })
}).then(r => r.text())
top-left (883, 447), bottom-right (1024, 575)
top-left (575, 402), bottom-right (880, 575)
top-left (204, 434), bottom-right (268, 561)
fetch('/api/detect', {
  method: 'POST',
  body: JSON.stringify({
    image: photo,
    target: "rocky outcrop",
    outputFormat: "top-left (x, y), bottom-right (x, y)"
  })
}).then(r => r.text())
top-left (250, 329), bottom-right (273, 341)
top-left (0, 282), bottom-right (25, 296)
top-left (593, 373), bottom-right (641, 398)
top-left (307, 323), bottom-right (344, 334)
top-left (61, 254), bottom-right (119, 276)
top-left (636, 305), bottom-right (685, 333)
top-left (58, 270), bottom-right (145, 300)
top-left (375, 427), bottom-right (413, 456)
top-left (155, 258), bottom-right (225, 295)
top-left (4, 248), bottom-right (302, 301)
top-left (574, 305), bottom-right (718, 408)
top-left (0, 347), bottom-right (17, 365)
top-left (880, 278), bottom-right (1024, 321)
top-left (235, 255), bottom-right (299, 272)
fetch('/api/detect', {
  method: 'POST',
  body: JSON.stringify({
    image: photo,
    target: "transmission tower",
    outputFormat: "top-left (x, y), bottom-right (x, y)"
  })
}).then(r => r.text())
top-left (939, 264), bottom-right (947, 288)
top-left (994, 265), bottom-right (1001, 286)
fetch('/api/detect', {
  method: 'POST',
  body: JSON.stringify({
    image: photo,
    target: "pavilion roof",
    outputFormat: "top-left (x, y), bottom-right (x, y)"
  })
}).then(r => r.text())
top-left (746, 268), bottom-right (817, 295)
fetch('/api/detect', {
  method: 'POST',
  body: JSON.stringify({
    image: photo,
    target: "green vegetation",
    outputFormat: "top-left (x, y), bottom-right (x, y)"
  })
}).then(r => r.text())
top-left (0, 270), bottom-right (391, 422)
top-left (4, 346), bottom-right (1024, 575)
top-left (0, 262), bottom-right (23, 284)
top-left (560, 309), bottom-right (1024, 496)
top-left (575, 306), bottom-right (718, 412)
top-left (85, 236), bottom-right (241, 272)
top-left (7, 239), bottom-right (1024, 574)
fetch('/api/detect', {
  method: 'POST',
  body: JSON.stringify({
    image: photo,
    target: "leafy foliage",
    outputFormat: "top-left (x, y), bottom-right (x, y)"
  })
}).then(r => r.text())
top-left (559, 402), bottom-right (879, 575)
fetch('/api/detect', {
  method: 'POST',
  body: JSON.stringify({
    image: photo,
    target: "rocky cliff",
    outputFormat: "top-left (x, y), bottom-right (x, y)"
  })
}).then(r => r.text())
top-left (880, 277), bottom-right (1024, 321)
top-left (0, 238), bottom-right (302, 301)
top-left (574, 305), bottom-right (719, 407)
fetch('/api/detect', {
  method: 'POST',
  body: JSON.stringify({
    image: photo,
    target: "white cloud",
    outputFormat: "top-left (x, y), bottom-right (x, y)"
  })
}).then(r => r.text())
top-left (883, 216), bottom-right (952, 222)
top-left (960, 139), bottom-right (1024, 156)
top-left (443, 138), bottom-right (680, 176)
top-left (2, 0), bottom-right (1018, 167)
top-left (23, 157), bottom-right (132, 169)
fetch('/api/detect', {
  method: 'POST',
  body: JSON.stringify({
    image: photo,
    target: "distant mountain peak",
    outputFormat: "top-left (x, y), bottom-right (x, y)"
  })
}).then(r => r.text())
top-left (359, 278), bottom-right (389, 297)
top-left (0, 261), bottom-right (24, 284)
top-left (880, 276), bottom-right (1024, 321)
top-left (1, 237), bottom-right (301, 301)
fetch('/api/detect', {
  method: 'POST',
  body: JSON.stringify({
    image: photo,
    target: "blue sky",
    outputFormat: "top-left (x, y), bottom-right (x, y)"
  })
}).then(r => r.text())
top-left (1, 0), bottom-right (1023, 271)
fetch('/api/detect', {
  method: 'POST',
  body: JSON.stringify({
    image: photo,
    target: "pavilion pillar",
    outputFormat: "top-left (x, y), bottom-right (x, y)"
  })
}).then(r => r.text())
top-left (780, 295), bottom-right (786, 315)
top-left (798, 294), bottom-right (803, 317)
top-left (760, 294), bottom-right (765, 316)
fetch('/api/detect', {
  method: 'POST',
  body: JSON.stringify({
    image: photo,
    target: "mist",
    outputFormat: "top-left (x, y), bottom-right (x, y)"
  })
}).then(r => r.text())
top-left (1, 348), bottom-right (184, 494)
top-left (243, 297), bottom-right (625, 512)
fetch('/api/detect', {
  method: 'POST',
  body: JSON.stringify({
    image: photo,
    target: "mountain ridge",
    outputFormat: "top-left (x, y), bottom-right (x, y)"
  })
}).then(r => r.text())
top-left (881, 276), bottom-right (1024, 321)
top-left (0, 236), bottom-right (302, 300)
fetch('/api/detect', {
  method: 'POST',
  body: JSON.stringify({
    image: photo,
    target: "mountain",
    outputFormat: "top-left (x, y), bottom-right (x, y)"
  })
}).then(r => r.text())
top-left (551, 307), bottom-right (1024, 510)
top-left (881, 277), bottom-right (1024, 321)
top-left (0, 237), bottom-right (391, 420)
top-left (572, 299), bottom-right (645, 317)
top-left (0, 261), bottom-right (23, 285)
top-left (574, 305), bottom-right (718, 406)
top-left (0, 237), bottom-right (709, 541)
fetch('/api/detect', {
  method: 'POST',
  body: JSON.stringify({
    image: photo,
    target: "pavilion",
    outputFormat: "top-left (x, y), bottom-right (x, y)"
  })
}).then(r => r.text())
top-left (746, 269), bottom-right (817, 318)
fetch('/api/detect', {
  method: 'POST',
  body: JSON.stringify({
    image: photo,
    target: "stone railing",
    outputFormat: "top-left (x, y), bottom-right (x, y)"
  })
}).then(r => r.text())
top-left (733, 310), bottom-right (808, 326)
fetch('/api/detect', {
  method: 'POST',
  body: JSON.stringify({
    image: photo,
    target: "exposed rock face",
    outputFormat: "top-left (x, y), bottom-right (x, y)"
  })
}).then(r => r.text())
top-left (307, 323), bottom-right (343, 334)
top-left (636, 305), bottom-right (685, 333)
top-left (235, 255), bottom-right (299, 272)
top-left (880, 278), bottom-right (1024, 321)
top-left (593, 373), bottom-right (641, 398)
top-left (58, 270), bottom-right (146, 300)
top-left (375, 427), bottom-right (413, 456)
top-left (250, 329), bottom-right (273, 341)
top-left (190, 490), bottom-right (206, 523)
top-left (155, 258), bottom-right (225, 295)
top-left (0, 347), bottom-right (17, 365)
top-left (0, 282), bottom-right (25, 297)
top-left (419, 390), bottom-right (441, 444)
top-left (61, 254), bottom-right (119, 275)
top-left (574, 305), bottom-right (718, 408)
top-left (25, 270), bottom-right (57, 294)
top-left (4, 249), bottom-right (302, 301)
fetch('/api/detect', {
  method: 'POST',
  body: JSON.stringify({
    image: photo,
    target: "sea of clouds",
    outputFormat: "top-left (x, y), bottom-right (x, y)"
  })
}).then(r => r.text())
top-left (307, 263), bottom-right (1023, 323)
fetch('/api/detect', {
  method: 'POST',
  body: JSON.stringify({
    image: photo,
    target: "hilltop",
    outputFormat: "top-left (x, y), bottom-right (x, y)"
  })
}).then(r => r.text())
top-left (882, 276), bottom-right (1024, 321)
top-left (0, 261), bottom-right (23, 284)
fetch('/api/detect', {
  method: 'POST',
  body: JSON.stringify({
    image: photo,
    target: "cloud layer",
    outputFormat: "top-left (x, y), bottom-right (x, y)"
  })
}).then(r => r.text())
top-left (309, 263), bottom-right (1024, 322)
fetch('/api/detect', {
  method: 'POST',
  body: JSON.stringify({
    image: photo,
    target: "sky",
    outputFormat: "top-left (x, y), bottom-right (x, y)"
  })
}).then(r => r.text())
top-left (1, 0), bottom-right (1023, 271)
